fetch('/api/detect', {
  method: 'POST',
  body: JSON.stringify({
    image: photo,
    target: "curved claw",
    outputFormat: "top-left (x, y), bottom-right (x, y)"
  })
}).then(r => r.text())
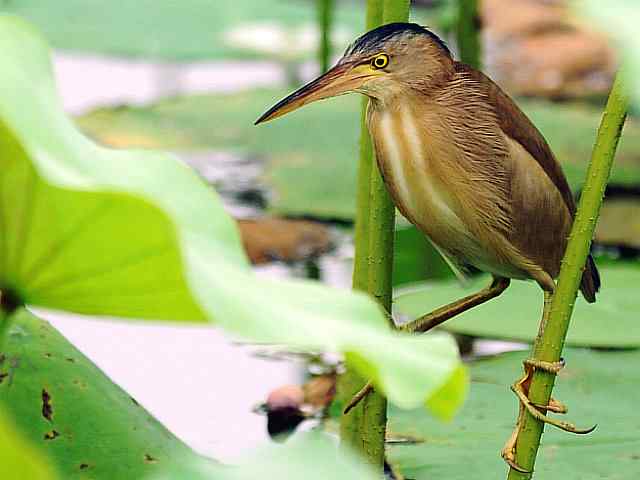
top-left (502, 455), bottom-right (531, 474)
top-left (512, 385), bottom-right (596, 435)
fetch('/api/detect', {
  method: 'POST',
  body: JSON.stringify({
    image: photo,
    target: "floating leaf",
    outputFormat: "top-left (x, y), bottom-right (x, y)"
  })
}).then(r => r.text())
top-left (0, 16), bottom-right (465, 415)
top-left (388, 348), bottom-right (640, 479)
top-left (395, 264), bottom-right (640, 348)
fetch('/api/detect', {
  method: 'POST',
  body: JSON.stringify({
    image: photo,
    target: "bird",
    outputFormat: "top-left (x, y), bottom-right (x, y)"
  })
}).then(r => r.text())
top-left (255, 22), bottom-right (599, 471)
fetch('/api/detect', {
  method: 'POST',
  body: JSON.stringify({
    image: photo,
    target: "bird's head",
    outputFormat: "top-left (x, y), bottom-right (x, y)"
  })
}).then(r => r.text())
top-left (255, 23), bottom-right (452, 125)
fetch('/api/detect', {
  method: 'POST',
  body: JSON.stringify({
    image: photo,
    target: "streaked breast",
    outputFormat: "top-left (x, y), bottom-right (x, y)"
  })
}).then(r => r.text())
top-left (369, 105), bottom-right (470, 243)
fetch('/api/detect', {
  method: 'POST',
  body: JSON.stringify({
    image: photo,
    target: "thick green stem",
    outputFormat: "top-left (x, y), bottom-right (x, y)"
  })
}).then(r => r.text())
top-left (317, 0), bottom-right (335, 72)
top-left (456, 0), bottom-right (482, 69)
top-left (339, 0), bottom-right (409, 470)
top-left (507, 72), bottom-right (628, 479)
top-left (338, 0), bottom-right (386, 467)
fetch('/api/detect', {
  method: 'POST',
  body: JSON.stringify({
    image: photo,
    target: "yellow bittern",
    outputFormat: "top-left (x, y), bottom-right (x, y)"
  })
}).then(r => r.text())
top-left (256, 23), bottom-right (599, 470)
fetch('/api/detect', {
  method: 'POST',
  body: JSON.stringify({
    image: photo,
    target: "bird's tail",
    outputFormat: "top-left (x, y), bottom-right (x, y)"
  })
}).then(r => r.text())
top-left (580, 254), bottom-right (601, 303)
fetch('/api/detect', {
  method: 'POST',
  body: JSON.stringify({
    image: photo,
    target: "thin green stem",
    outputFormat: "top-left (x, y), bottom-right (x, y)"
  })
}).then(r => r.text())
top-left (317, 0), bottom-right (335, 72)
top-left (456, 0), bottom-right (481, 69)
top-left (507, 71), bottom-right (628, 479)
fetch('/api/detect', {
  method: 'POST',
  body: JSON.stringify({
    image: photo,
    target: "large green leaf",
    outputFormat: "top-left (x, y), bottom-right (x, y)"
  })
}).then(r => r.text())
top-left (395, 264), bottom-right (640, 347)
top-left (0, 15), bottom-right (465, 415)
top-left (77, 91), bottom-right (640, 221)
top-left (0, 409), bottom-right (57, 480)
top-left (388, 348), bottom-right (640, 479)
top-left (0, 309), bottom-right (215, 479)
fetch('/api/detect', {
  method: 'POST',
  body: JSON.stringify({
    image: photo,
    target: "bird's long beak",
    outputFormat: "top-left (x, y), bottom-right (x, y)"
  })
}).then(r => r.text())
top-left (255, 63), bottom-right (369, 125)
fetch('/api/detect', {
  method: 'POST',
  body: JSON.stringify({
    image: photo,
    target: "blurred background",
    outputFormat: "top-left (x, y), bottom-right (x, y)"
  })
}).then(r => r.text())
top-left (3, 0), bottom-right (638, 468)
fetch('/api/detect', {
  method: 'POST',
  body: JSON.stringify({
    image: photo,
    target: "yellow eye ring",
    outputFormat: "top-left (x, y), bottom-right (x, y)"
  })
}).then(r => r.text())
top-left (372, 54), bottom-right (389, 69)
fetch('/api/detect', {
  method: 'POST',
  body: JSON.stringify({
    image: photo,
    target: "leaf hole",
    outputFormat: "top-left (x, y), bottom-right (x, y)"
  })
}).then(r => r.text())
top-left (44, 430), bottom-right (60, 440)
top-left (42, 389), bottom-right (53, 421)
top-left (144, 453), bottom-right (158, 464)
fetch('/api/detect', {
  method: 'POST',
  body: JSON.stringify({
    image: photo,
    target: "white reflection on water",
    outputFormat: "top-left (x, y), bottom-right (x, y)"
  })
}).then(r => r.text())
top-left (38, 309), bottom-right (300, 461)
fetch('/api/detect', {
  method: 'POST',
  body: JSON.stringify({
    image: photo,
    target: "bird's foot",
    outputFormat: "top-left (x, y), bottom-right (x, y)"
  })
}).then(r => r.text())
top-left (501, 406), bottom-right (531, 474)
top-left (501, 358), bottom-right (596, 473)
top-left (513, 358), bottom-right (595, 434)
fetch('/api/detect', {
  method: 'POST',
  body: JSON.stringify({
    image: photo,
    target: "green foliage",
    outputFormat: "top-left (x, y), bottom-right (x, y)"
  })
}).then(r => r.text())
top-left (77, 91), bottom-right (640, 221)
top-left (395, 264), bottom-right (640, 348)
top-left (0, 14), bottom-right (466, 420)
top-left (0, 409), bottom-right (57, 480)
top-left (388, 349), bottom-right (640, 479)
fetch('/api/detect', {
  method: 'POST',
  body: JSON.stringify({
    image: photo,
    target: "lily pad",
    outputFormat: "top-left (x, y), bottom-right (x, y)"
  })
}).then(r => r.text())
top-left (77, 90), bottom-right (640, 221)
top-left (388, 348), bottom-right (640, 479)
top-left (0, 15), bottom-right (465, 416)
top-left (395, 264), bottom-right (640, 348)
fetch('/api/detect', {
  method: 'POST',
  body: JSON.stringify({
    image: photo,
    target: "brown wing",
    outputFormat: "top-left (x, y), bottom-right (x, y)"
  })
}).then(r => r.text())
top-left (453, 62), bottom-right (576, 214)
top-left (453, 62), bottom-right (600, 301)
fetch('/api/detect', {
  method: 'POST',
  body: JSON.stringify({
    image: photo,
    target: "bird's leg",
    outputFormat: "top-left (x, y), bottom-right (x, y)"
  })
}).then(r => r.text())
top-left (398, 276), bottom-right (511, 333)
top-left (501, 357), bottom-right (596, 472)
top-left (344, 277), bottom-right (510, 414)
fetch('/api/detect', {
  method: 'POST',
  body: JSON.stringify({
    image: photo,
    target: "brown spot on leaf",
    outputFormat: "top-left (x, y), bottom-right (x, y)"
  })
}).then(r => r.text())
top-left (0, 372), bottom-right (8, 384)
top-left (79, 463), bottom-right (90, 470)
top-left (44, 353), bottom-right (52, 358)
top-left (65, 357), bottom-right (76, 363)
top-left (130, 396), bottom-right (140, 406)
top-left (42, 389), bottom-right (53, 421)
top-left (44, 430), bottom-right (60, 440)
top-left (0, 354), bottom-right (6, 364)
top-left (144, 453), bottom-right (157, 464)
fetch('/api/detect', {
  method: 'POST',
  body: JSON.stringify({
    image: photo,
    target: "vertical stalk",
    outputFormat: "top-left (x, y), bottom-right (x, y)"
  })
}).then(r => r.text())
top-left (339, 0), bottom-right (409, 470)
top-left (456, 0), bottom-right (482, 69)
top-left (317, 0), bottom-right (335, 72)
top-left (507, 72), bottom-right (628, 479)
top-left (338, 0), bottom-right (386, 468)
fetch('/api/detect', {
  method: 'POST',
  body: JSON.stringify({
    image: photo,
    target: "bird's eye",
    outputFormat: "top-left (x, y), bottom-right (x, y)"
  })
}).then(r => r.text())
top-left (371, 54), bottom-right (389, 69)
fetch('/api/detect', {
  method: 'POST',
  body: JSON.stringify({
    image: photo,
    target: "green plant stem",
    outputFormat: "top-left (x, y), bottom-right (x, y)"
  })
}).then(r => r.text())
top-left (339, 0), bottom-right (411, 470)
top-left (456, 0), bottom-right (481, 69)
top-left (317, 0), bottom-right (335, 72)
top-left (338, 0), bottom-right (386, 467)
top-left (507, 72), bottom-right (628, 479)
